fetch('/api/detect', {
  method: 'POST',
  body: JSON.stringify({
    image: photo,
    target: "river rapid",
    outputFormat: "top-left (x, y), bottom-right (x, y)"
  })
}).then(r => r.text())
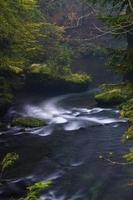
top-left (0, 55), bottom-right (133, 200)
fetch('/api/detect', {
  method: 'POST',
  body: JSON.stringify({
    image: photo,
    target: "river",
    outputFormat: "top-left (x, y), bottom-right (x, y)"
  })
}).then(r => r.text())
top-left (0, 55), bottom-right (133, 200)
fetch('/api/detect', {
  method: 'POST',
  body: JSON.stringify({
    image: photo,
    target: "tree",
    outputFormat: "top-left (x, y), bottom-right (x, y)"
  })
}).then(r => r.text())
top-left (0, 0), bottom-right (44, 73)
top-left (89, 0), bottom-right (133, 76)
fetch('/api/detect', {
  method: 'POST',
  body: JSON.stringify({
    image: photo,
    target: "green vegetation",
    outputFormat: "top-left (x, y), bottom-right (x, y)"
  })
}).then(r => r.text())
top-left (95, 83), bottom-right (133, 140)
top-left (29, 63), bottom-right (90, 85)
top-left (95, 88), bottom-right (125, 105)
top-left (123, 148), bottom-right (133, 161)
top-left (0, 0), bottom-right (42, 116)
top-left (0, 0), bottom-right (90, 117)
top-left (20, 180), bottom-right (52, 200)
top-left (11, 117), bottom-right (47, 127)
top-left (0, 153), bottom-right (19, 180)
top-left (95, 83), bottom-right (133, 105)
top-left (64, 72), bottom-right (91, 83)
top-left (121, 98), bottom-right (133, 140)
top-left (90, 0), bottom-right (133, 169)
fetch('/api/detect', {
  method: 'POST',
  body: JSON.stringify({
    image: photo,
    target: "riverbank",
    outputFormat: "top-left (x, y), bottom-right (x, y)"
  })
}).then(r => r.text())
top-left (0, 68), bottom-right (90, 129)
top-left (95, 81), bottom-right (133, 140)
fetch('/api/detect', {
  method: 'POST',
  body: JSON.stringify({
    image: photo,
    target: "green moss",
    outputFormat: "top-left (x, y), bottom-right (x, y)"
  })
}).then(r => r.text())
top-left (11, 117), bottom-right (47, 127)
top-left (95, 82), bottom-right (133, 105)
top-left (29, 64), bottom-right (48, 73)
top-left (20, 180), bottom-right (52, 200)
top-left (29, 63), bottom-right (91, 85)
top-left (95, 89), bottom-right (125, 105)
top-left (95, 82), bottom-right (133, 142)
top-left (64, 73), bottom-right (91, 83)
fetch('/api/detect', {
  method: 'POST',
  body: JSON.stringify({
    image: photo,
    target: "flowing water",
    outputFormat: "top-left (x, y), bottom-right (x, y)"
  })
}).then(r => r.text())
top-left (0, 56), bottom-right (133, 200)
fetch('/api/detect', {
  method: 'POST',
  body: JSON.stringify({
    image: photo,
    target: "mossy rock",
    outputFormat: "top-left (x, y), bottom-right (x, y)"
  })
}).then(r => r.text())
top-left (95, 89), bottom-right (125, 105)
top-left (11, 117), bottom-right (47, 127)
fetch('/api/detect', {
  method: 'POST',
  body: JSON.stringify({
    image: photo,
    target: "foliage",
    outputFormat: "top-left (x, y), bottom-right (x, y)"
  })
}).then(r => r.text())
top-left (0, 0), bottom-right (86, 118)
top-left (123, 126), bottom-right (133, 140)
top-left (11, 117), bottom-right (47, 127)
top-left (95, 82), bottom-right (133, 143)
top-left (121, 98), bottom-right (133, 122)
top-left (89, 0), bottom-right (133, 74)
top-left (64, 72), bottom-right (91, 83)
top-left (20, 180), bottom-right (52, 200)
top-left (123, 148), bottom-right (133, 161)
top-left (0, 152), bottom-right (19, 179)
top-left (29, 62), bottom-right (90, 86)
top-left (29, 64), bottom-right (48, 73)
top-left (95, 82), bottom-right (133, 104)
top-left (42, 45), bottom-right (73, 77)
top-left (91, 0), bottom-right (133, 152)
top-left (95, 88), bottom-right (125, 104)
top-left (0, 0), bottom-right (43, 72)
top-left (121, 98), bottom-right (133, 140)
top-left (106, 47), bottom-right (133, 73)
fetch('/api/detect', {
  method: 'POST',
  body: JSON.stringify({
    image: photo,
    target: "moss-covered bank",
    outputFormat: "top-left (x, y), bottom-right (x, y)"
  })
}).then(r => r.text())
top-left (95, 82), bottom-right (133, 105)
top-left (25, 72), bottom-right (91, 94)
top-left (95, 82), bottom-right (133, 141)
top-left (0, 67), bottom-right (90, 120)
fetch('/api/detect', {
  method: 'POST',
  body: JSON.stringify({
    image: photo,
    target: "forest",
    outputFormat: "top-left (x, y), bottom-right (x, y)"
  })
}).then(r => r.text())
top-left (0, 0), bottom-right (133, 199)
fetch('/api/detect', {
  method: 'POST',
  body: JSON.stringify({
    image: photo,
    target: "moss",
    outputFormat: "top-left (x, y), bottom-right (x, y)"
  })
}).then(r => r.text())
top-left (28, 63), bottom-right (91, 87)
top-left (64, 73), bottom-right (91, 83)
top-left (29, 63), bottom-right (48, 73)
top-left (26, 71), bottom-right (90, 94)
top-left (11, 117), bottom-right (47, 127)
top-left (95, 82), bottom-right (133, 105)
top-left (95, 82), bottom-right (133, 143)
top-left (95, 89), bottom-right (125, 105)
